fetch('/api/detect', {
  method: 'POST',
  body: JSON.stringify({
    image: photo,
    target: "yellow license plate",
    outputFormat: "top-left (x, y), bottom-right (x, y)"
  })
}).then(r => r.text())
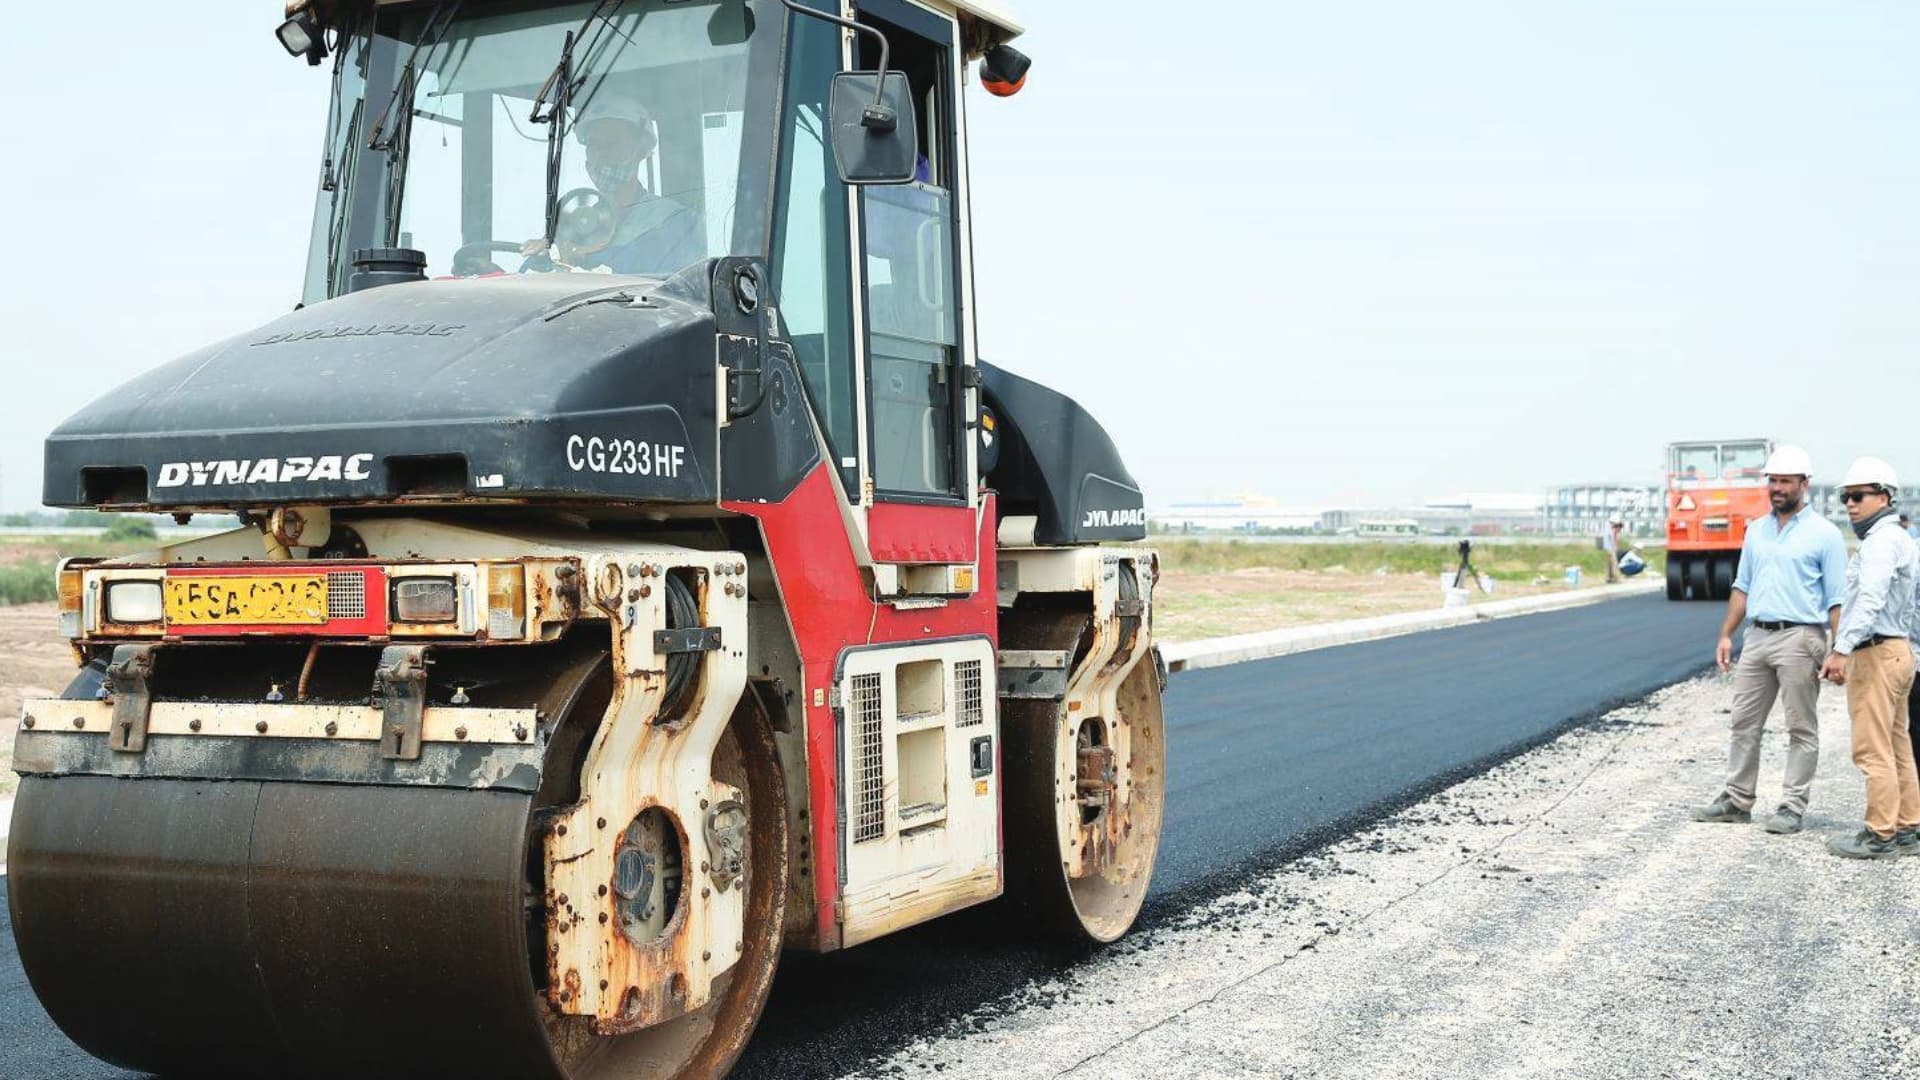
top-left (165, 575), bottom-right (329, 626)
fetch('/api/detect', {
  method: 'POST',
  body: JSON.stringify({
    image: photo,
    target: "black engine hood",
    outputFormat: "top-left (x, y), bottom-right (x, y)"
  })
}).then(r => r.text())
top-left (45, 271), bottom-right (724, 509)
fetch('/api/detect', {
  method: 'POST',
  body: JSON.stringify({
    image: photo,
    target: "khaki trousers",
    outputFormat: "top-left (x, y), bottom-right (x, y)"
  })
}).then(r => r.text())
top-left (1844, 641), bottom-right (1920, 839)
top-left (1723, 625), bottom-right (1825, 814)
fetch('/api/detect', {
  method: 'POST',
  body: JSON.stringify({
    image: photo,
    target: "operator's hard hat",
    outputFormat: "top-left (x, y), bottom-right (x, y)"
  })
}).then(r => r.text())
top-left (1763, 444), bottom-right (1812, 478)
top-left (1841, 456), bottom-right (1900, 491)
top-left (575, 92), bottom-right (656, 144)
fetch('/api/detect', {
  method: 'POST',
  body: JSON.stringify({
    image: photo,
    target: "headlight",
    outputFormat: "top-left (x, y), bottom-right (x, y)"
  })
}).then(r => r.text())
top-left (393, 578), bottom-right (459, 623)
top-left (104, 581), bottom-right (163, 624)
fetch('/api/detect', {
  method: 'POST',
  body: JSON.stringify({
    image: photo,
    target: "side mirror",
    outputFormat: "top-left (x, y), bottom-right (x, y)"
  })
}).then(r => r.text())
top-left (828, 71), bottom-right (918, 185)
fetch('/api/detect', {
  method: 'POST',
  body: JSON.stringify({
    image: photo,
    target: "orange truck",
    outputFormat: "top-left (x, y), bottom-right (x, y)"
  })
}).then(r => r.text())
top-left (1665, 438), bottom-right (1773, 601)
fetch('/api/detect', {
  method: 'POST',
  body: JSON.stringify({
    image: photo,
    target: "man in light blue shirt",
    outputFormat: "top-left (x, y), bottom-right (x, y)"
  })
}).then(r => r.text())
top-left (1695, 445), bottom-right (1848, 834)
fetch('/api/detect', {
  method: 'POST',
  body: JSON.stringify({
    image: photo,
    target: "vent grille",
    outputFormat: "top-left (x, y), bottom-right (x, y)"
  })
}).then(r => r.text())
top-left (955, 659), bottom-right (984, 728)
top-left (327, 572), bottom-right (368, 622)
top-left (851, 672), bottom-right (886, 844)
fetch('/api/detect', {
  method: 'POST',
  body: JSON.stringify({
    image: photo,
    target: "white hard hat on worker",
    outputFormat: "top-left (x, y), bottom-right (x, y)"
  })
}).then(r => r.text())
top-left (1841, 456), bottom-right (1899, 493)
top-left (1763, 444), bottom-right (1813, 478)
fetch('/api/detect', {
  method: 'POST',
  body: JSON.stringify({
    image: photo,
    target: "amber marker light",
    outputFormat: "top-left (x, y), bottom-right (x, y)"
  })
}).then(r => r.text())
top-left (56, 561), bottom-right (85, 638)
top-left (487, 564), bottom-right (528, 640)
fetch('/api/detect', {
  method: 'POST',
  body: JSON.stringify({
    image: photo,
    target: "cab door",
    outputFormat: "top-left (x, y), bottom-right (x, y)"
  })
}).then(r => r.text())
top-left (852, 0), bottom-right (980, 564)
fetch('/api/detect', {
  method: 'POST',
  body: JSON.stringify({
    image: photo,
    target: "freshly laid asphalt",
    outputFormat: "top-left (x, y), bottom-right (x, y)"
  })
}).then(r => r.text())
top-left (0, 592), bottom-right (1727, 1079)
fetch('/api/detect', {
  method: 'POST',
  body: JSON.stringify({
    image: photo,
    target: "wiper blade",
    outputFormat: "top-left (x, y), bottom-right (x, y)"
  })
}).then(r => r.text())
top-left (528, 0), bottom-right (618, 124)
top-left (367, 0), bottom-right (463, 151)
top-left (531, 0), bottom-right (631, 246)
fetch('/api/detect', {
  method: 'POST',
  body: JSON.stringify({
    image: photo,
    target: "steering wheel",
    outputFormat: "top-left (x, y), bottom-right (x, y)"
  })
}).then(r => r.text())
top-left (553, 187), bottom-right (618, 261)
top-left (446, 189), bottom-right (617, 276)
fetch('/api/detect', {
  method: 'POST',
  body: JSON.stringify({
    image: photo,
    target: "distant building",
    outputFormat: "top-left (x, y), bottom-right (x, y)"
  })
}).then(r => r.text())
top-left (1153, 495), bottom-right (1324, 534)
top-left (1543, 483), bottom-right (1664, 538)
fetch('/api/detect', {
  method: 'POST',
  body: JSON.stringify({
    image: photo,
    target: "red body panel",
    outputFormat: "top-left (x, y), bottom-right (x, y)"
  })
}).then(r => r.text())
top-left (724, 467), bottom-right (998, 949)
top-left (163, 564), bottom-right (390, 638)
top-left (866, 502), bottom-right (978, 564)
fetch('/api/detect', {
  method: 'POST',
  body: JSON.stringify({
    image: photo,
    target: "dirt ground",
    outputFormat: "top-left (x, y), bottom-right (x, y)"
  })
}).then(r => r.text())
top-left (0, 605), bottom-right (72, 796)
top-left (1153, 567), bottom-right (1617, 642)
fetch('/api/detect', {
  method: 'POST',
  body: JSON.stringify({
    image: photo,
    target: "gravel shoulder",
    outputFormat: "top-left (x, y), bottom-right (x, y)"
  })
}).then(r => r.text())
top-left (859, 675), bottom-right (1920, 1080)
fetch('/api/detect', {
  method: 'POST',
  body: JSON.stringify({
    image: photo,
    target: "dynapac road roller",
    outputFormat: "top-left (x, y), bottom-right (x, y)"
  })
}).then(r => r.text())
top-left (7, 2), bottom-right (1164, 1076)
top-left (1664, 438), bottom-right (1772, 601)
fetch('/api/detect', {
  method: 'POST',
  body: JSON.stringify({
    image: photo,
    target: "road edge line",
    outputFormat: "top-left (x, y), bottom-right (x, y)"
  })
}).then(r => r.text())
top-left (1161, 580), bottom-right (1665, 673)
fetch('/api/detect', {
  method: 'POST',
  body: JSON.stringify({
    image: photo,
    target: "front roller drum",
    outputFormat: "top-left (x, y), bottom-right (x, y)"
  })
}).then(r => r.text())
top-left (1001, 657), bottom-right (1167, 943)
top-left (6, 705), bottom-right (789, 1080)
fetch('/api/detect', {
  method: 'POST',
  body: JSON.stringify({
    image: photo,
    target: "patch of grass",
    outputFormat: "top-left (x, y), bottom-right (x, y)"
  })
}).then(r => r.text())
top-left (0, 560), bottom-right (58, 605)
top-left (0, 534), bottom-right (161, 605)
top-left (1142, 539), bottom-right (1664, 584)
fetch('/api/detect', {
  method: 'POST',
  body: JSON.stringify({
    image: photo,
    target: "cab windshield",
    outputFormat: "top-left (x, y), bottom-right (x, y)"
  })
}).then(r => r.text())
top-left (1668, 442), bottom-right (1771, 487)
top-left (1719, 442), bottom-right (1769, 483)
top-left (1670, 445), bottom-right (1718, 484)
top-left (303, 0), bottom-right (773, 301)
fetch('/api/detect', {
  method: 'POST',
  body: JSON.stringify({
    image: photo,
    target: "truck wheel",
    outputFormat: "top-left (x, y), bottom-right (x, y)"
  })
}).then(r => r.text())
top-left (1710, 558), bottom-right (1733, 601)
top-left (1686, 556), bottom-right (1712, 601)
top-left (1666, 555), bottom-right (1685, 601)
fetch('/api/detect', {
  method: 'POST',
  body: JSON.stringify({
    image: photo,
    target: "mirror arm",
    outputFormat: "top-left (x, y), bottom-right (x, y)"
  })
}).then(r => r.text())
top-left (776, 0), bottom-right (897, 131)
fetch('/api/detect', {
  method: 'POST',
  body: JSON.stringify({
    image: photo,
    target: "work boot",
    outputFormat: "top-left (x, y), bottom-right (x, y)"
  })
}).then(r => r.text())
top-left (1896, 828), bottom-right (1920, 856)
top-left (1826, 828), bottom-right (1900, 860)
top-left (1762, 807), bottom-right (1803, 835)
top-left (1691, 796), bottom-right (1751, 824)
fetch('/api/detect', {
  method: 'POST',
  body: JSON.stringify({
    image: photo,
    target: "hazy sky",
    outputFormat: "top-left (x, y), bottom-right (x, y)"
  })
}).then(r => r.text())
top-left (3, 2), bottom-right (1918, 511)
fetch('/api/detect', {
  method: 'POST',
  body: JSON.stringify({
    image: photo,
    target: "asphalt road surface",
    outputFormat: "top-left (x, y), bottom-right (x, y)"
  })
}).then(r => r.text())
top-left (0, 593), bottom-right (1726, 1079)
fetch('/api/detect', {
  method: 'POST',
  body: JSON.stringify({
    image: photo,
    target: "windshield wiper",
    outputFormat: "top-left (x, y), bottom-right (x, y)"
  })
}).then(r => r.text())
top-left (368, 0), bottom-right (465, 248)
top-left (366, 0), bottom-right (463, 151)
top-left (530, 0), bottom-right (630, 246)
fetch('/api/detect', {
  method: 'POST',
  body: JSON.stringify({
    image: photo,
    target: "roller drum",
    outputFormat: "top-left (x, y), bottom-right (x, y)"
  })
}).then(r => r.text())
top-left (8, 775), bottom-right (563, 1079)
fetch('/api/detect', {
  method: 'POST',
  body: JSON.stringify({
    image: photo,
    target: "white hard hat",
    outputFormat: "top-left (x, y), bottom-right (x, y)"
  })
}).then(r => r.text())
top-left (574, 92), bottom-right (655, 144)
top-left (1763, 444), bottom-right (1812, 477)
top-left (1842, 456), bottom-right (1900, 491)
top-left (1607, 514), bottom-right (1624, 526)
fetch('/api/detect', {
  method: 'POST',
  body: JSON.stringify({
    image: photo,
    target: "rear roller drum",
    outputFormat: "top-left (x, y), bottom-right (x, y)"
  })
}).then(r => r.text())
top-left (1002, 654), bottom-right (1167, 943)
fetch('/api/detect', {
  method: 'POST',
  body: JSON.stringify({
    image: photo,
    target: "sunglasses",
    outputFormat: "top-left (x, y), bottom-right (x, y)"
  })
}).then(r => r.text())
top-left (1842, 490), bottom-right (1884, 504)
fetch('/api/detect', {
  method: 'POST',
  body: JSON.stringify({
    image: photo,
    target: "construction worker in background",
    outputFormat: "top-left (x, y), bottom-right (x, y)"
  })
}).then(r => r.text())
top-left (1602, 515), bottom-right (1625, 583)
top-left (1820, 457), bottom-right (1920, 859)
top-left (1694, 445), bottom-right (1848, 834)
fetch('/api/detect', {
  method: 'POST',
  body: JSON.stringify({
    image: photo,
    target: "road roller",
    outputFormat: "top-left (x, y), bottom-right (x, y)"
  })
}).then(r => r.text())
top-left (7, 1), bottom-right (1165, 1075)
top-left (1664, 438), bottom-right (1771, 601)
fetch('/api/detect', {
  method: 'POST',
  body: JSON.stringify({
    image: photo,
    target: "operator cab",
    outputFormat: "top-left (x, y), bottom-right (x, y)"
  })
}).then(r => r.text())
top-left (291, 0), bottom-right (1015, 559)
